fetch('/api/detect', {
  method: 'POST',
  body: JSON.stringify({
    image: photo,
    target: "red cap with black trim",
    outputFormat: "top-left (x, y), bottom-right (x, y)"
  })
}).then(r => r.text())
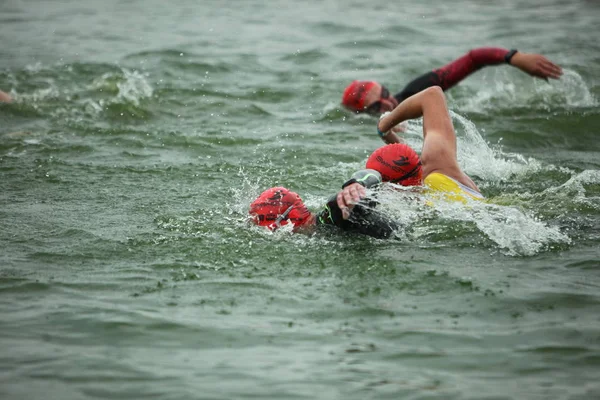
top-left (249, 187), bottom-right (312, 230)
top-left (366, 143), bottom-right (422, 186)
top-left (341, 80), bottom-right (377, 112)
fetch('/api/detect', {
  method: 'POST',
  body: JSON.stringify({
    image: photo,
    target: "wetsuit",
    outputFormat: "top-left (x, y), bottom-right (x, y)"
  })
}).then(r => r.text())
top-left (315, 169), bottom-right (398, 239)
top-left (394, 47), bottom-right (514, 103)
top-left (312, 169), bottom-right (487, 238)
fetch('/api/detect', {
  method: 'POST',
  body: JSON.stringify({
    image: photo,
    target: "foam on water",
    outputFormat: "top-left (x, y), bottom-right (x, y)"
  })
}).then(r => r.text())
top-left (457, 68), bottom-right (596, 112)
top-left (436, 200), bottom-right (570, 256)
top-left (539, 169), bottom-right (600, 210)
top-left (375, 184), bottom-right (571, 256)
top-left (450, 111), bottom-right (543, 182)
top-left (91, 69), bottom-right (153, 106)
top-left (7, 63), bottom-right (154, 119)
top-left (389, 111), bottom-right (542, 183)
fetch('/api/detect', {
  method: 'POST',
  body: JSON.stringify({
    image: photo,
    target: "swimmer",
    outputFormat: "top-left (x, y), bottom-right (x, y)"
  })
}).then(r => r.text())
top-left (0, 90), bottom-right (12, 103)
top-left (249, 169), bottom-right (398, 239)
top-left (250, 85), bottom-right (492, 238)
top-left (249, 86), bottom-right (484, 238)
top-left (338, 86), bottom-right (485, 215)
top-left (341, 47), bottom-right (562, 127)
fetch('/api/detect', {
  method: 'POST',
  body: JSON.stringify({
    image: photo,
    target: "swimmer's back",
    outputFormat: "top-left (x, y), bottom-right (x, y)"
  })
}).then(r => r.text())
top-left (424, 172), bottom-right (484, 204)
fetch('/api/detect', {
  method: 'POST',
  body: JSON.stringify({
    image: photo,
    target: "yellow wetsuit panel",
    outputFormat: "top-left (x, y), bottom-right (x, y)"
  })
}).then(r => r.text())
top-left (423, 172), bottom-right (484, 204)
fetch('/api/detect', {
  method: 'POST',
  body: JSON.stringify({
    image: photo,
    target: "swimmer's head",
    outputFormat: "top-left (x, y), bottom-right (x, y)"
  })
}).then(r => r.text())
top-left (366, 143), bottom-right (422, 186)
top-left (249, 187), bottom-right (313, 231)
top-left (342, 81), bottom-right (398, 115)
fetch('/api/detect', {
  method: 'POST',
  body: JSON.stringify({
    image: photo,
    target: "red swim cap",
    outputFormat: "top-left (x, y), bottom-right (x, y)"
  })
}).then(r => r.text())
top-left (341, 80), bottom-right (377, 112)
top-left (249, 187), bottom-right (312, 230)
top-left (366, 143), bottom-right (422, 186)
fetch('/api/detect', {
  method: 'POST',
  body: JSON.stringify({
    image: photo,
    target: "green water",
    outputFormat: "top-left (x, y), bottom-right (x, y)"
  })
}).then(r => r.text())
top-left (1, 0), bottom-right (600, 399)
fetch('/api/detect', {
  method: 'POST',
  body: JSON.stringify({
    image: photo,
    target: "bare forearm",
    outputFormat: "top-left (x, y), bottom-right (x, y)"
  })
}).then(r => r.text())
top-left (378, 87), bottom-right (452, 142)
top-left (378, 87), bottom-right (438, 132)
top-left (508, 51), bottom-right (563, 80)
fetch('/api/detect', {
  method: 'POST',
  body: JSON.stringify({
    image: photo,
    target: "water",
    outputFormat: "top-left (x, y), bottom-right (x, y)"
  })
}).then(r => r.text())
top-left (1, 0), bottom-right (600, 398)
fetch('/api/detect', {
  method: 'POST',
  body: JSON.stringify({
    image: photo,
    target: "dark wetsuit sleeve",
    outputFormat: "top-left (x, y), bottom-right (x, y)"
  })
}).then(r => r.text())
top-left (315, 169), bottom-right (398, 239)
top-left (393, 71), bottom-right (441, 104)
top-left (394, 47), bottom-right (510, 104)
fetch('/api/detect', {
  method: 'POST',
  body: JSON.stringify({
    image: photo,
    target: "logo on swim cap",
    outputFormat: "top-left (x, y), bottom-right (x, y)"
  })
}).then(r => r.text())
top-left (267, 189), bottom-right (285, 202)
top-left (342, 80), bottom-right (377, 112)
top-left (393, 156), bottom-right (410, 166)
top-left (366, 143), bottom-right (422, 186)
top-left (249, 187), bottom-right (312, 230)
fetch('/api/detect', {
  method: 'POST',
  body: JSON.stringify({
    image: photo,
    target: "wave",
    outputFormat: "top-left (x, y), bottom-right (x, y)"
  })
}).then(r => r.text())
top-left (3, 62), bottom-right (154, 121)
top-left (454, 68), bottom-right (596, 112)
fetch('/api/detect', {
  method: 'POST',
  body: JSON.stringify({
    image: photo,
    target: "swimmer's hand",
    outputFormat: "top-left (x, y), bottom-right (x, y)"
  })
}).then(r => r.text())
top-left (337, 182), bottom-right (366, 220)
top-left (0, 90), bottom-right (12, 103)
top-left (377, 112), bottom-right (406, 145)
top-left (391, 121), bottom-right (408, 135)
top-left (510, 52), bottom-right (563, 80)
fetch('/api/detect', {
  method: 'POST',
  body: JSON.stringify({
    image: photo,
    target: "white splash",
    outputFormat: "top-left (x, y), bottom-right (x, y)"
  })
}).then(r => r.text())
top-left (445, 201), bottom-right (570, 257)
top-left (450, 111), bottom-right (543, 182)
top-left (539, 169), bottom-right (600, 210)
top-left (457, 68), bottom-right (596, 112)
top-left (115, 69), bottom-right (154, 105)
top-left (387, 112), bottom-right (542, 183)
top-left (377, 185), bottom-right (571, 256)
top-left (91, 68), bottom-right (153, 106)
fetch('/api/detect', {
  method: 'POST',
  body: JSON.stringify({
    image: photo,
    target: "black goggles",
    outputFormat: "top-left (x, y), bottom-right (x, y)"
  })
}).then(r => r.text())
top-left (364, 86), bottom-right (390, 115)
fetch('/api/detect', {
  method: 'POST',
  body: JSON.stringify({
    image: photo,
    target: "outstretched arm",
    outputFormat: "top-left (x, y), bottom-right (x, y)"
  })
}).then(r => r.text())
top-left (434, 47), bottom-right (562, 89)
top-left (393, 47), bottom-right (563, 104)
top-left (432, 47), bottom-right (509, 90)
top-left (508, 51), bottom-right (563, 80)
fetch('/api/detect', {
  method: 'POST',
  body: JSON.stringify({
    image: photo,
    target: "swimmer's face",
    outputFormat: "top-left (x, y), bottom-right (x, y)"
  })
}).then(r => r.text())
top-left (364, 83), bottom-right (398, 116)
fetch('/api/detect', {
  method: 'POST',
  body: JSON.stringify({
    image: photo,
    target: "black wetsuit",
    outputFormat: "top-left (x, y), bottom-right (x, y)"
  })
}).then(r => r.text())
top-left (315, 169), bottom-right (398, 239)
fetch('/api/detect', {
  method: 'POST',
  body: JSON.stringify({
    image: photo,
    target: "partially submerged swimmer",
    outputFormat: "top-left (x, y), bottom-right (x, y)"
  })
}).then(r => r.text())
top-left (341, 47), bottom-right (562, 117)
top-left (249, 169), bottom-right (398, 239)
top-left (0, 90), bottom-right (12, 103)
top-left (250, 86), bottom-right (483, 238)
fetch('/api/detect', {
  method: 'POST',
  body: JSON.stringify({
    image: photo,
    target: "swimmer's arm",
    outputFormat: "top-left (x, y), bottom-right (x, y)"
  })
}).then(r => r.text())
top-left (315, 169), bottom-right (382, 222)
top-left (377, 118), bottom-right (405, 144)
top-left (508, 51), bottom-right (562, 80)
top-left (0, 90), bottom-right (12, 103)
top-left (322, 169), bottom-right (397, 238)
top-left (393, 71), bottom-right (441, 104)
top-left (336, 169), bottom-right (382, 220)
top-left (431, 47), bottom-right (509, 91)
top-left (394, 47), bottom-right (507, 103)
top-left (434, 48), bottom-right (563, 86)
top-left (316, 191), bottom-right (397, 238)
top-left (378, 87), bottom-right (458, 174)
top-left (393, 48), bottom-right (562, 104)
top-left (379, 86), bottom-right (448, 133)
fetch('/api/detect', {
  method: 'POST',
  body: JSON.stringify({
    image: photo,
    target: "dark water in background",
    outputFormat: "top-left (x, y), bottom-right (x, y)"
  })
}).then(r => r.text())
top-left (1, 0), bottom-right (600, 399)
